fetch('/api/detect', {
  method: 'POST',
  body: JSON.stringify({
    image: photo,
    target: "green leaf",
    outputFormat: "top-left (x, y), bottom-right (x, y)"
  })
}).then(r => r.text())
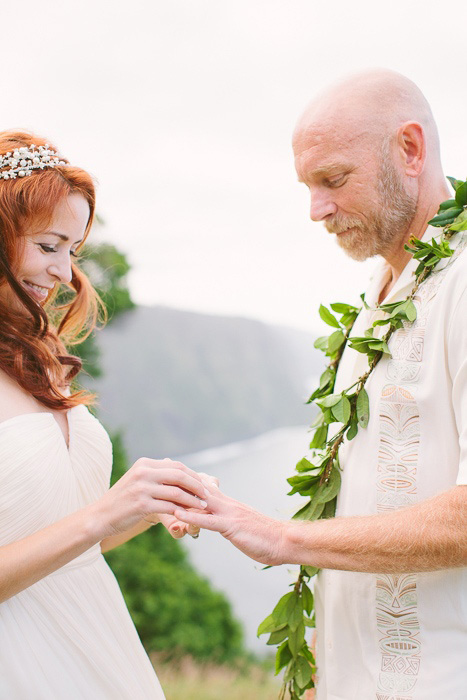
top-left (429, 208), bottom-right (463, 226)
top-left (319, 304), bottom-right (340, 328)
top-left (287, 594), bottom-right (304, 632)
top-left (304, 616), bottom-right (316, 628)
top-left (309, 425), bottom-right (328, 449)
top-left (313, 335), bottom-right (328, 351)
top-left (319, 367), bottom-right (335, 390)
top-left (449, 209), bottom-right (467, 231)
top-left (287, 474), bottom-right (320, 496)
top-left (316, 393), bottom-right (342, 408)
top-left (316, 466), bottom-right (341, 504)
top-left (340, 310), bottom-right (359, 327)
top-left (301, 643), bottom-right (316, 660)
top-left (359, 292), bottom-right (369, 309)
top-left (303, 565), bottom-right (320, 577)
top-left (346, 412), bottom-right (359, 440)
top-left (295, 655), bottom-right (313, 688)
top-left (322, 408), bottom-right (336, 424)
top-left (283, 659), bottom-right (296, 684)
top-left (288, 621), bottom-right (305, 657)
top-left (322, 497), bottom-right (337, 519)
top-left (327, 329), bottom-right (345, 354)
top-left (271, 592), bottom-right (296, 625)
top-left (331, 395), bottom-right (351, 423)
top-left (295, 457), bottom-right (314, 473)
top-left (301, 583), bottom-right (314, 615)
top-left (447, 176), bottom-right (462, 192)
top-left (330, 302), bottom-right (358, 314)
top-left (292, 499), bottom-right (325, 521)
top-left (257, 613), bottom-right (281, 637)
top-left (439, 198), bottom-right (457, 210)
top-left (404, 299), bottom-right (417, 322)
top-left (267, 625), bottom-right (290, 645)
top-left (455, 181), bottom-right (467, 207)
top-left (356, 388), bottom-right (369, 428)
top-left (275, 640), bottom-right (292, 675)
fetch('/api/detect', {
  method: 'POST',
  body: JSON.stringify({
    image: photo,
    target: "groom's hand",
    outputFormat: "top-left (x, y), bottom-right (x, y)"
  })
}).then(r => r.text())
top-left (174, 484), bottom-right (286, 565)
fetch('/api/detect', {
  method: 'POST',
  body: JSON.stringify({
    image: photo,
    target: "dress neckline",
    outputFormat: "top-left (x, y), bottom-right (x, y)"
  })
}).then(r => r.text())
top-left (0, 405), bottom-right (81, 453)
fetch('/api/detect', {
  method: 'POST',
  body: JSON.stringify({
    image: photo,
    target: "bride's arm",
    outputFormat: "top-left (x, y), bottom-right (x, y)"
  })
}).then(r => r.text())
top-left (100, 512), bottom-right (201, 552)
top-left (0, 458), bottom-right (207, 603)
top-left (100, 518), bottom-right (153, 552)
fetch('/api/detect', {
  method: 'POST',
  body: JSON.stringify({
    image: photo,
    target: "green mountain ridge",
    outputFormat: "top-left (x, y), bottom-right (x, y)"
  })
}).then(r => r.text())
top-left (84, 305), bottom-right (322, 461)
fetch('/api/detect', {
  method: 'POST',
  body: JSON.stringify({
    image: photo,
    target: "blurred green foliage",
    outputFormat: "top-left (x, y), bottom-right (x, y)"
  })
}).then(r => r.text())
top-left (76, 240), bottom-right (245, 662)
top-left (105, 433), bottom-right (244, 662)
top-left (75, 242), bottom-right (135, 377)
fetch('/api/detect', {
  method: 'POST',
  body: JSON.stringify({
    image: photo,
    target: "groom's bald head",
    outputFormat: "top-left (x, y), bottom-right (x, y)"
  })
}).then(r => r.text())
top-left (293, 69), bottom-right (440, 161)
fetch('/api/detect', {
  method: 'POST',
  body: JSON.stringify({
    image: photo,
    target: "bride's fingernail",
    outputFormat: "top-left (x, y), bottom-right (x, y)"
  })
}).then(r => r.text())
top-left (172, 526), bottom-right (180, 533)
top-left (199, 499), bottom-right (208, 508)
top-left (204, 488), bottom-right (210, 498)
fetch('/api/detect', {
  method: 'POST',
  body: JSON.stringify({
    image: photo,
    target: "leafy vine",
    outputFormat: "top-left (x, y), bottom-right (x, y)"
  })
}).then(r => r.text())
top-left (258, 176), bottom-right (467, 699)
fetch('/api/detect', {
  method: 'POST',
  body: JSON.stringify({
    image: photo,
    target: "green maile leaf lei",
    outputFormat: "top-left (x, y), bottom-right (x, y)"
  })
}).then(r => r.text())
top-left (258, 176), bottom-right (467, 700)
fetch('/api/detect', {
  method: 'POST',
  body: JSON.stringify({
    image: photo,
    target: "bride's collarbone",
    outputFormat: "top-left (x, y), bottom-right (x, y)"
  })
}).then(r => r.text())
top-left (0, 372), bottom-right (70, 444)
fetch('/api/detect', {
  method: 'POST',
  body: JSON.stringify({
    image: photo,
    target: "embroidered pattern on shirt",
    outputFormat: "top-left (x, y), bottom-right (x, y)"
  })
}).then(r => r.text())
top-left (376, 386), bottom-right (420, 700)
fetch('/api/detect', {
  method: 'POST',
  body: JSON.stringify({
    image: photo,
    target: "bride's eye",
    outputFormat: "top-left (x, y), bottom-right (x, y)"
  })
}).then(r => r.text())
top-left (39, 244), bottom-right (57, 253)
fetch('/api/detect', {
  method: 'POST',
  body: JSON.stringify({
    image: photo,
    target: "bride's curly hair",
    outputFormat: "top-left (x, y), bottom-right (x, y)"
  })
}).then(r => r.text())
top-left (0, 130), bottom-right (104, 410)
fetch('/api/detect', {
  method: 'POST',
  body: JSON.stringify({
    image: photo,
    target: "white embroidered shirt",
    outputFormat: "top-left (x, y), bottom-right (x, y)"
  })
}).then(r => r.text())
top-left (314, 227), bottom-right (467, 700)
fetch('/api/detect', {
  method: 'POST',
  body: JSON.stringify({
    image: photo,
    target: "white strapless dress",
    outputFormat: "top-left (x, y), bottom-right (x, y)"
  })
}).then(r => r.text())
top-left (0, 404), bottom-right (165, 699)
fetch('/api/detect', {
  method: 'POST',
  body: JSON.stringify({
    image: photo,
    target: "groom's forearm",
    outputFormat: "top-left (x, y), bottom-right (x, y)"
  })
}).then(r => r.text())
top-left (280, 485), bottom-right (467, 573)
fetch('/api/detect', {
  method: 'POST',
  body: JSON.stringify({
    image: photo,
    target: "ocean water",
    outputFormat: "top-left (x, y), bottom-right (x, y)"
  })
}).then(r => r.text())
top-left (180, 425), bottom-right (312, 655)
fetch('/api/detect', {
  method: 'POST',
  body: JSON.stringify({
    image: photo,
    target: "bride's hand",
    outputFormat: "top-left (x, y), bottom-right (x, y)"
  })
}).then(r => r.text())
top-left (156, 473), bottom-right (220, 539)
top-left (91, 458), bottom-right (209, 538)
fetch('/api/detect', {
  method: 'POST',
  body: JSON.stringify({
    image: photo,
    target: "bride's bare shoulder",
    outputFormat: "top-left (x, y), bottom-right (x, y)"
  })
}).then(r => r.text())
top-left (0, 369), bottom-right (37, 423)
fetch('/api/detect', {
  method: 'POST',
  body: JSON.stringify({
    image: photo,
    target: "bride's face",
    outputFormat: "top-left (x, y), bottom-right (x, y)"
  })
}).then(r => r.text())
top-left (0, 193), bottom-right (90, 309)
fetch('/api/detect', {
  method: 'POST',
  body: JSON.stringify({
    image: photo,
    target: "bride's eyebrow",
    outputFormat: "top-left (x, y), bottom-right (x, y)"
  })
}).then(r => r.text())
top-left (35, 231), bottom-right (84, 245)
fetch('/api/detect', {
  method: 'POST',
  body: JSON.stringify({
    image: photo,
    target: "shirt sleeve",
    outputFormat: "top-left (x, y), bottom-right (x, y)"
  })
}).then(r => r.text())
top-left (448, 285), bottom-right (467, 485)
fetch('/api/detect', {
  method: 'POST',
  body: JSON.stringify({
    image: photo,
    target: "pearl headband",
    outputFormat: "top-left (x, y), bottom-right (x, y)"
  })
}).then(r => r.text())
top-left (0, 145), bottom-right (67, 180)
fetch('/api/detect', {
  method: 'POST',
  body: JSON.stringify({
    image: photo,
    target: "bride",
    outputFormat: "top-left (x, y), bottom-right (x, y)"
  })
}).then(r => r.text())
top-left (0, 130), bottom-right (207, 699)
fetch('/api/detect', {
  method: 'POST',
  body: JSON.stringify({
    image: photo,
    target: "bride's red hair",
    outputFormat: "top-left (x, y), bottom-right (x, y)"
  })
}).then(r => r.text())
top-left (0, 130), bottom-right (104, 410)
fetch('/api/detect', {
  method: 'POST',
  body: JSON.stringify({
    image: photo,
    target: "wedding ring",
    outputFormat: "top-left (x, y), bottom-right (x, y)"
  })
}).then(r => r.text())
top-left (190, 533), bottom-right (200, 539)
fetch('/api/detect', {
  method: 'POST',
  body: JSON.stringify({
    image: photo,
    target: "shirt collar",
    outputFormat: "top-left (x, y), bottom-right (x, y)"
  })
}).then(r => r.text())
top-left (365, 226), bottom-right (436, 306)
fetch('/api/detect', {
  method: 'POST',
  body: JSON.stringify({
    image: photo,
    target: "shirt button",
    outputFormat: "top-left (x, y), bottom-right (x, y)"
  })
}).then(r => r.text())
top-left (327, 641), bottom-right (333, 651)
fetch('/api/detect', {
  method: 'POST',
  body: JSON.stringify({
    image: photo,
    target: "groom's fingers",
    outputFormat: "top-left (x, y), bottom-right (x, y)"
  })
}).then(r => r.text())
top-left (174, 508), bottom-right (223, 533)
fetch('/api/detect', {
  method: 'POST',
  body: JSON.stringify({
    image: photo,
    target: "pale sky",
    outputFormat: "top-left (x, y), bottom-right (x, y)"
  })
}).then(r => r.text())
top-left (2, 0), bottom-right (466, 333)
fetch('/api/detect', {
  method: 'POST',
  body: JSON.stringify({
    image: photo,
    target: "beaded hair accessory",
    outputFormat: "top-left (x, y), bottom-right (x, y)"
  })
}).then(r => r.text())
top-left (0, 145), bottom-right (67, 180)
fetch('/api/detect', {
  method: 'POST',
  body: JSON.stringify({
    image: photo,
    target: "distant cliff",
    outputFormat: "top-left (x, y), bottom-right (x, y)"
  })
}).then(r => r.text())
top-left (84, 306), bottom-right (322, 460)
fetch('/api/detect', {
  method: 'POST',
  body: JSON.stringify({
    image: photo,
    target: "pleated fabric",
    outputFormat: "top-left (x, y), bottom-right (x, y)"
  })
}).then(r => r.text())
top-left (0, 405), bottom-right (165, 699)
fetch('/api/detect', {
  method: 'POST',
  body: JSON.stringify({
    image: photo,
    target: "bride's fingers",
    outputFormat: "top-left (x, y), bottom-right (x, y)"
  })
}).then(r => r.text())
top-left (187, 524), bottom-right (200, 536)
top-left (199, 472), bottom-right (220, 489)
top-left (150, 484), bottom-right (208, 511)
top-left (153, 468), bottom-right (207, 501)
top-left (158, 513), bottom-right (187, 538)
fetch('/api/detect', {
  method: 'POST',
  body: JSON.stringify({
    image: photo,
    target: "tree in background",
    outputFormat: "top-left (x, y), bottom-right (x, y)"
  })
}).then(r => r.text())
top-left (76, 240), bottom-right (244, 662)
top-left (75, 242), bottom-right (135, 377)
top-left (106, 433), bottom-right (244, 662)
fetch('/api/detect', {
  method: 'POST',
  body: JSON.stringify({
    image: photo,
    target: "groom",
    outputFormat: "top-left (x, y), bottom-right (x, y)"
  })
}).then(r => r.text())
top-left (176, 70), bottom-right (467, 699)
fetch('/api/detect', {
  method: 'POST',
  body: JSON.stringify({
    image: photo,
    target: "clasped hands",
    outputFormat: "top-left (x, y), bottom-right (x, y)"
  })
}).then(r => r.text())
top-left (150, 470), bottom-right (220, 540)
top-left (99, 455), bottom-right (284, 566)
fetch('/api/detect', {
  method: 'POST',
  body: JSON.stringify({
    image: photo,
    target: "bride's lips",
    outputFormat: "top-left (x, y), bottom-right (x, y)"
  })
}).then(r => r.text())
top-left (22, 281), bottom-right (53, 302)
